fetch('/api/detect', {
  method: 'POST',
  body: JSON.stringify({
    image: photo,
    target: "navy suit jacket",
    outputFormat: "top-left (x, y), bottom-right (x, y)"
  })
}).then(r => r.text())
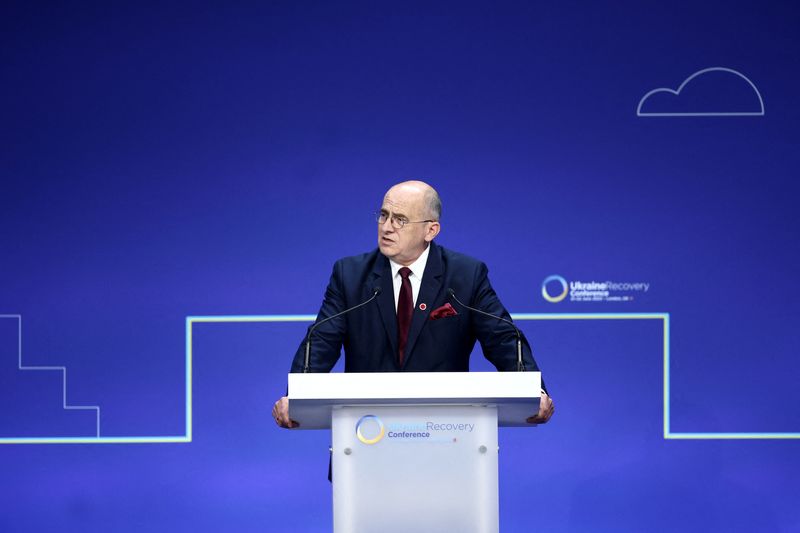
top-left (291, 241), bottom-right (542, 374)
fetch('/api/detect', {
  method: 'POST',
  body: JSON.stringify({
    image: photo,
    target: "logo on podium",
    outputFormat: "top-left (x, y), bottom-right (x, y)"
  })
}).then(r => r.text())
top-left (355, 415), bottom-right (385, 444)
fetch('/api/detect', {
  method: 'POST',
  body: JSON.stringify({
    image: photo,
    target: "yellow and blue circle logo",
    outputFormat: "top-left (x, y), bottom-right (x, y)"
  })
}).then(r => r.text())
top-left (355, 415), bottom-right (385, 444)
top-left (541, 275), bottom-right (569, 303)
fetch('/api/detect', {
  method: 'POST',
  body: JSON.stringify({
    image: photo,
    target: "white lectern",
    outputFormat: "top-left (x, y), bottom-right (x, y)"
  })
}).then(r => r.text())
top-left (288, 372), bottom-right (541, 533)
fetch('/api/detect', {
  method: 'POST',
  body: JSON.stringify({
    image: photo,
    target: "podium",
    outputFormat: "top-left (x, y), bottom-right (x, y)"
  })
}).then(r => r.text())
top-left (288, 372), bottom-right (541, 533)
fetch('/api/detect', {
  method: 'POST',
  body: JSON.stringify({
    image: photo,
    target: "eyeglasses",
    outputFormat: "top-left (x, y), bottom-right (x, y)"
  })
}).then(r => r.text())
top-left (375, 211), bottom-right (436, 229)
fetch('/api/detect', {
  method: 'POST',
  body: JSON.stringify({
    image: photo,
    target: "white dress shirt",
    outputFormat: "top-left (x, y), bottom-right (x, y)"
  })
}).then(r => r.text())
top-left (388, 244), bottom-right (430, 311)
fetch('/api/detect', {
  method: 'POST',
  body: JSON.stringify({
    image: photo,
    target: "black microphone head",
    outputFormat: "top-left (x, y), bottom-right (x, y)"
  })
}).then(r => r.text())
top-left (373, 286), bottom-right (382, 295)
top-left (447, 288), bottom-right (455, 298)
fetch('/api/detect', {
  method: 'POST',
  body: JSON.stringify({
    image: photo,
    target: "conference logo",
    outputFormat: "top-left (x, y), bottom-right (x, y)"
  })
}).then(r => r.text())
top-left (541, 275), bottom-right (650, 303)
top-left (355, 416), bottom-right (476, 444)
top-left (355, 415), bottom-right (385, 444)
top-left (541, 275), bottom-right (569, 303)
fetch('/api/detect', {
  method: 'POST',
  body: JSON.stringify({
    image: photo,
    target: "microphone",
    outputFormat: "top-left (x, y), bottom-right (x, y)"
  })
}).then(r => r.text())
top-left (303, 286), bottom-right (382, 373)
top-left (447, 288), bottom-right (526, 372)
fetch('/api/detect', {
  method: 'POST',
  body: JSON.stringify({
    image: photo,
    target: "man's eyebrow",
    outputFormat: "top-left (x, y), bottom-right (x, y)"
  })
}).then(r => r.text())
top-left (381, 206), bottom-right (408, 218)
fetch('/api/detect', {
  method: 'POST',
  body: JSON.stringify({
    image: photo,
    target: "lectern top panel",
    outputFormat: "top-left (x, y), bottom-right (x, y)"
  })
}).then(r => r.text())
top-left (288, 371), bottom-right (541, 428)
top-left (289, 371), bottom-right (539, 399)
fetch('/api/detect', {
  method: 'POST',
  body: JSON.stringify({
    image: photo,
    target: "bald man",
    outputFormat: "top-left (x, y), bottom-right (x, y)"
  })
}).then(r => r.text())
top-left (272, 181), bottom-right (553, 427)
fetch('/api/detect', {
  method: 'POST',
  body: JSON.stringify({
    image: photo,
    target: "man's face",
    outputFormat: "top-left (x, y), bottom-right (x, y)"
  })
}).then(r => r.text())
top-left (377, 185), bottom-right (438, 266)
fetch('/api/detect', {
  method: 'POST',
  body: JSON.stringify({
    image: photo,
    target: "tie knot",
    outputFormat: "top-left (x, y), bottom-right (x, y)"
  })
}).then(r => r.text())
top-left (399, 267), bottom-right (412, 280)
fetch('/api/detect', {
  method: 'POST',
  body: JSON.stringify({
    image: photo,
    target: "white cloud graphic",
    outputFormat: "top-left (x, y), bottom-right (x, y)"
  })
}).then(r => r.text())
top-left (637, 67), bottom-right (765, 117)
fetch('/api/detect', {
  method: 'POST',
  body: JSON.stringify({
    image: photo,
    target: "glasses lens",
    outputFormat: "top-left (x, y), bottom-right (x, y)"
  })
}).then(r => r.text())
top-left (376, 212), bottom-right (407, 228)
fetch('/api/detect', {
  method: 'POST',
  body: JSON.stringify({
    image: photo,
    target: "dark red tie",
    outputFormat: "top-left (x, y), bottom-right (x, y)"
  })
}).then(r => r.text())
top-left (397, 267), bottom-right (413, 366)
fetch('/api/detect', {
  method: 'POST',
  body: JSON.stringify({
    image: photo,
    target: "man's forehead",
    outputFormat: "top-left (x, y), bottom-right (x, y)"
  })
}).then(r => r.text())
top-left (381, 196), bottom-right (408, 211)
top-left (382, 188), bottom-right (423, 213)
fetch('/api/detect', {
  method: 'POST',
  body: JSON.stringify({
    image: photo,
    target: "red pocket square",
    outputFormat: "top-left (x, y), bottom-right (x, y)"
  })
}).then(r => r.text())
top-left (429, 302), bottom-right (458, 320)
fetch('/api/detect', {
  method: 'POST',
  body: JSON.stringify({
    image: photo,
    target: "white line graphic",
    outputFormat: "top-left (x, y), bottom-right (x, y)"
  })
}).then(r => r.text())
top-left (637, 66), bottom-right (765, 117)
top-left (2, 313), bottom-right (796, 443)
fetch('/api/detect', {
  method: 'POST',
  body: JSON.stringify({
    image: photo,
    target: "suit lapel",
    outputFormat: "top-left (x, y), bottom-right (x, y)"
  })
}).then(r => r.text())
top-left (371, 255), bottom-right (399, 361)
top-left (402, 242), bottom-right (444, 369)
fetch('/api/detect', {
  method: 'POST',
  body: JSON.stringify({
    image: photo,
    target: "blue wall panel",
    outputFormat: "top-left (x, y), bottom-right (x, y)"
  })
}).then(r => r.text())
top-left (1, 1), bottom-right (799, 531)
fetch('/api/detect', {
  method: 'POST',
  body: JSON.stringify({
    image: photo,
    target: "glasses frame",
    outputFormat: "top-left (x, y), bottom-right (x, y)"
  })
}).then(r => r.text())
top-left (375, 211), bottom-right (436, 229)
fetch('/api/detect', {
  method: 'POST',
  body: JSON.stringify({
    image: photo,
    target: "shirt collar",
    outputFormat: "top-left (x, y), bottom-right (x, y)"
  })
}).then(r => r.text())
top-left (389, 244), bottom-right (431, 280)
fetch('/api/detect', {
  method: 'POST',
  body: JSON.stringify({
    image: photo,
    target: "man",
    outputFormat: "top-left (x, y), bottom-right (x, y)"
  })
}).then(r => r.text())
top-left (273, 180), bottom-right (553, 427)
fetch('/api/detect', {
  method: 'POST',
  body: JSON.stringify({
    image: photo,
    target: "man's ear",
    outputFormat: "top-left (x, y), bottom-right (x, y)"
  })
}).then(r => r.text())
top-left (425, 222), bottom-right (441, 242)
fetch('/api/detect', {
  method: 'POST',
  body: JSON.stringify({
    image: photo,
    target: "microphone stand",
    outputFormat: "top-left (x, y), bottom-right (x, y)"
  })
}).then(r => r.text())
top-left (447, 288), bottom-right (526, 372)
top-left (303, 287), bottom-right (382, 373)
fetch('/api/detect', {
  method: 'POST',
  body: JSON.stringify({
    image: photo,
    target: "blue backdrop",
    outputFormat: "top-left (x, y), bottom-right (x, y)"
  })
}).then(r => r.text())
top-left (2, 2), bottom-right (799, 531)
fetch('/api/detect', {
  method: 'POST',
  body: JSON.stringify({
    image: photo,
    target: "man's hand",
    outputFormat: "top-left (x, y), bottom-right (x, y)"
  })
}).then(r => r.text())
top-left (272, 396), bottom-right (299, 429)
top-left (526, 390), bottom-right (554, 424)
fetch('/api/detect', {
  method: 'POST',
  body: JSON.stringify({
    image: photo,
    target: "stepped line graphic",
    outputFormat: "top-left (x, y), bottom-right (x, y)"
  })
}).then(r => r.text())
top-left (1, 314), bottom-right (100, 438)
top-left (1, 313), bottom-right (189, 444)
